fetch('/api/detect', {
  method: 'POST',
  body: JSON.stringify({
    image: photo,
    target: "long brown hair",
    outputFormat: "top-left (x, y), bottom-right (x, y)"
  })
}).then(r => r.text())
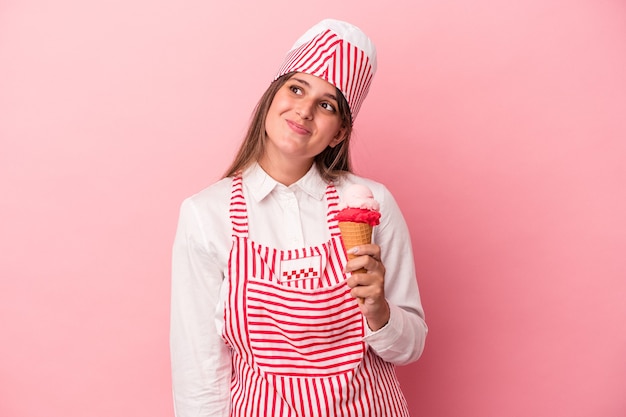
top-left (224, 72), bottom-right (354, 182)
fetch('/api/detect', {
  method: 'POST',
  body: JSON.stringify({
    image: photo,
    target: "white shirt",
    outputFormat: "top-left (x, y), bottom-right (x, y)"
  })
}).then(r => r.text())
top-left (170, 163), bottom-right (428, 417)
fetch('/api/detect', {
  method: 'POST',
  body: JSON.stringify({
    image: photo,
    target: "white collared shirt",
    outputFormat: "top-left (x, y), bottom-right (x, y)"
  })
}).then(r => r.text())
top-left (170, 163), bottom-right (428, 417)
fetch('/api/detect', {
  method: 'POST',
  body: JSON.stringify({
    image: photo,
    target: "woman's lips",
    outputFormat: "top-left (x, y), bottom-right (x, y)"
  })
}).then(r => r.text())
top-left (286, 119), bottom-right (310, 135)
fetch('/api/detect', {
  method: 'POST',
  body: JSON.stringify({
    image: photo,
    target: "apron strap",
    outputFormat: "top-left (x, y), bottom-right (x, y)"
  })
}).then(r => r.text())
top-left (325, 183), bottom-right (341, 237)
top-left (230, 174), bottom-right (249, 238)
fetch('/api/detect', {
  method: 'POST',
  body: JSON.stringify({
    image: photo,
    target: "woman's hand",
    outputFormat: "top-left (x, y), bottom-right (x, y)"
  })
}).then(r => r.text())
top-left (345, 244), bottom-right (390, 331)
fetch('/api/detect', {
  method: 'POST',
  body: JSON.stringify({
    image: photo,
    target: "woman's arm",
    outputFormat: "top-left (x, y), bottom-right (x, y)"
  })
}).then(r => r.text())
top-left (170, 198), bottom-right (231, 417)
top-left (345, 183), bottom-right (428, 365)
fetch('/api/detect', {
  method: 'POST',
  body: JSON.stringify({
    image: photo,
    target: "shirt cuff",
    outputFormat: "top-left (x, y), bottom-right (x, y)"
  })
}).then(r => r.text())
top-left (363, 303), bottom-right (404, 350)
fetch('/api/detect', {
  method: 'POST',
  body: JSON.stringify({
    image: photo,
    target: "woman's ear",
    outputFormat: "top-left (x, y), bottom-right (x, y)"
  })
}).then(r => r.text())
top-left (329, 127), bottom-right (347, 148)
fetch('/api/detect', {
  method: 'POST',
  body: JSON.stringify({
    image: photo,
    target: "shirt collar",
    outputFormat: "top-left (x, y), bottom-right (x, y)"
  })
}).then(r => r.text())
top-left (244, 163), bottom-right (328, 202)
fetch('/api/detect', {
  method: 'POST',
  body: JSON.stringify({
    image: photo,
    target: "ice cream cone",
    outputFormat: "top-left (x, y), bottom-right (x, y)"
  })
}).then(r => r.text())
top-left (338, 221), bottom-right (373, 274)
top-left (336, 184), bottom-right (381, 304)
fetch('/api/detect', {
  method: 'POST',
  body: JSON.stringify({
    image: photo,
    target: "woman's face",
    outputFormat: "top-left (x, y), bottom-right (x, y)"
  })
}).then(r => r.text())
top-left (262, 73), bottom-right (345, 169)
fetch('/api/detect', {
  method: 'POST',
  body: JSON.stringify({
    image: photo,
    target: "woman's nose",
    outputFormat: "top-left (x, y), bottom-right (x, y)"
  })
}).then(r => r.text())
top-left (295, 100), bottom-right (314, 120)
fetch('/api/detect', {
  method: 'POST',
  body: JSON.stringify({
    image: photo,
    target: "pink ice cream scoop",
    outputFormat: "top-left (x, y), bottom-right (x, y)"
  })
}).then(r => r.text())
top-left (336, 184), bottom-right (381, 226)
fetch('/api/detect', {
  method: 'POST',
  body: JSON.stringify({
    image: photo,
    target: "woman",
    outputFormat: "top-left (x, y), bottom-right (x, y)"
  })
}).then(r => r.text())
top-left (171, 19), bottom-right (428, 417)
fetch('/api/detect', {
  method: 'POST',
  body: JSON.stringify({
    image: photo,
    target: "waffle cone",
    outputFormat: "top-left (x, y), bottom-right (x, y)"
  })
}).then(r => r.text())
top-left (338, 221), bottom-right (373, 274)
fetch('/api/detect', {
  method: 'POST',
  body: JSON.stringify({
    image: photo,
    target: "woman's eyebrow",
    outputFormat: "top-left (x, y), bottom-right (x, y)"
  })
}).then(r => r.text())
top-left (292, 77), bottom-right (338, 101)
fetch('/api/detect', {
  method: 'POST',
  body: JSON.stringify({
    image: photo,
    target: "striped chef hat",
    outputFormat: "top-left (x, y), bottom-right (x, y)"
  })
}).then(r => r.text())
top-left (275, 19), bottom-right (377, 121)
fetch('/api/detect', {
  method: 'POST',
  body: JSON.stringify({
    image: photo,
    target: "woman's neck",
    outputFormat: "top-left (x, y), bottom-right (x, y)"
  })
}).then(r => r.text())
top-left (258, 157), bottom-right (314, 186)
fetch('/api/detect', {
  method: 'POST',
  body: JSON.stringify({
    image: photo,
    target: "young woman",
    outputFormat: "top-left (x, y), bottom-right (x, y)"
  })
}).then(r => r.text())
top-left (171, 19), bottom-right (428, 417)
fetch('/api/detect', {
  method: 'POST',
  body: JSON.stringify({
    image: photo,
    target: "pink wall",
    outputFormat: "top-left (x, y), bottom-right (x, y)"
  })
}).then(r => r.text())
top-left (1, 1), bottom-right (625, 416)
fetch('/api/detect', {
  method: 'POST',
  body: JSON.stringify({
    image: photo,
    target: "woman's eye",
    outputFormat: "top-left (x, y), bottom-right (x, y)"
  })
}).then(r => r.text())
top-left (321, 102), bottom-right (336, 112)
top-left (289, 85), bottom-right (302, 94)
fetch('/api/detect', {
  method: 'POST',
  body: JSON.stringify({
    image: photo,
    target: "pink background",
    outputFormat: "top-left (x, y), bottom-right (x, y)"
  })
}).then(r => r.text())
top-left (1, 1), bottom-right (625, 416)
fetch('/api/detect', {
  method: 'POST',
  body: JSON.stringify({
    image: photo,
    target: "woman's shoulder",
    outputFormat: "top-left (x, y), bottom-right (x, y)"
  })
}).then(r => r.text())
top-left (336, 172), bottom-right (391, 198)
top-left (334, 172), bottom-right (403, 216)
top-left (181, 176), bottom-right (233, 215)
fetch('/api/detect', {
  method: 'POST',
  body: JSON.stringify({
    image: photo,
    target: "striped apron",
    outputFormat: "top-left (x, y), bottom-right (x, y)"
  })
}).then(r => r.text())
top-left (223, 175), bottom-right (410, 416)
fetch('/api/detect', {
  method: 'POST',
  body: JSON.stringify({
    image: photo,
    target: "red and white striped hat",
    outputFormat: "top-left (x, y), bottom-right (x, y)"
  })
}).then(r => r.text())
top-left (275, 19), bottom-right (377, 121)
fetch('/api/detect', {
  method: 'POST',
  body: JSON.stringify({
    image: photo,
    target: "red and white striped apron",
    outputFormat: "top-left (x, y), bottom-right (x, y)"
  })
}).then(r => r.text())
top-left (222, 175), bottom-right (410, 416)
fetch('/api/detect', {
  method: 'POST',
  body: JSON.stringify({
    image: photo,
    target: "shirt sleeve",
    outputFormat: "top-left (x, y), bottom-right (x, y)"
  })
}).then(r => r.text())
top-left (170, 198), bottom-right (231, 417)
top-left (363, 185), bottom-right (428, 365)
